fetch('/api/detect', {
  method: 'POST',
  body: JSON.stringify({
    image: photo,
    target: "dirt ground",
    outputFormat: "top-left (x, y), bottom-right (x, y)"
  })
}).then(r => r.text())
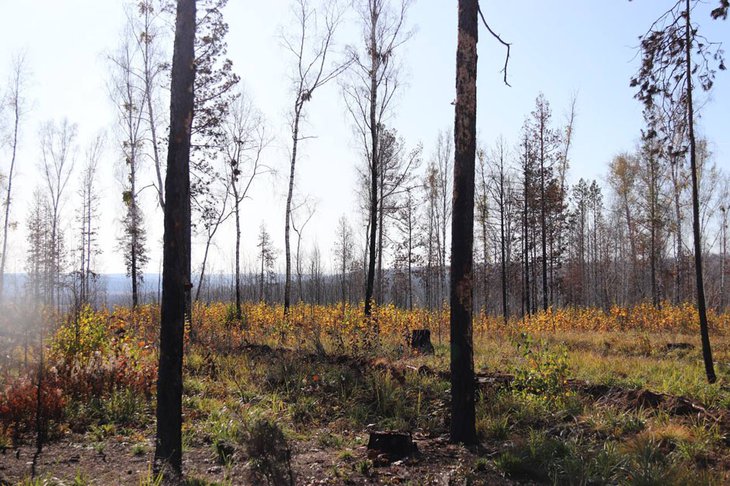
top-left (0, 430), bottom-right (516, 485)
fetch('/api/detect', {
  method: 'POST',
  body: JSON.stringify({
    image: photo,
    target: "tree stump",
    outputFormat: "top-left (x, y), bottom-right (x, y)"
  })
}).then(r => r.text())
top-left (410, 329), bottom-right (434, 355)
top-left (367, 431), bottom-right (417, 461)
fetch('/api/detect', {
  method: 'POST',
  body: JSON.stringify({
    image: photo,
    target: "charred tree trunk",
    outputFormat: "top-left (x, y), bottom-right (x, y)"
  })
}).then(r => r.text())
top-left (377, 176), bottom-right (385, 304)
top-left (499, 157), bottom-right (508, 322)
top-left (450, 0), bottom-right (478, 445)
top-left (539, 132), bottom-right (548, 312)
top-left (685, 0), bottom-right (716, 384)
top-left (155, 0), bottom-right (195, 477)
top-left (522, 172), bottom-right (531, 317)
top-left (407, 192), bottom-right (414, 311)
top-left (649, 153), bottom-right (660, 308)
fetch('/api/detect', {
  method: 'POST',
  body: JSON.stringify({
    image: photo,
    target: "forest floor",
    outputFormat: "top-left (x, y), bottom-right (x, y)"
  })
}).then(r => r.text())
top-left (2, 322), bottom-right (730, 485)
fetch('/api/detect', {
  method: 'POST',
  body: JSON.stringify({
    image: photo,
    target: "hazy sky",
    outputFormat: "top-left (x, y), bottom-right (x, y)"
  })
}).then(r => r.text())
top-left (0, 0), bottom-right (728, 278)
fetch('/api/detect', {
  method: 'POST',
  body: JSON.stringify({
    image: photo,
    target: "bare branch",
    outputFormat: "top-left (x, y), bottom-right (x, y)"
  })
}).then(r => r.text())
top-left (477, 3), bottom-right (512, 87)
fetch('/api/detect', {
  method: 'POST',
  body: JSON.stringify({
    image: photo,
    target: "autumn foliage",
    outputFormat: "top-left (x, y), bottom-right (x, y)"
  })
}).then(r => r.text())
top-left (1, 300), bottom-right (727, 443)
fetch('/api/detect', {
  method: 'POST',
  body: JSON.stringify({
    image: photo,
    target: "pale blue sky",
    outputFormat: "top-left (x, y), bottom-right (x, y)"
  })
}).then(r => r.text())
top-left (0, 0), bottom-right (728, 276)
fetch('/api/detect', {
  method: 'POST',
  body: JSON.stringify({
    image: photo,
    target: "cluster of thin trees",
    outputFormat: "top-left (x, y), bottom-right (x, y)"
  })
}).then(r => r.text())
top-left (2, 0), bottom-right (729, 324)
top-left (214, 95), bottom-right (730, 325)
top-left (0, 1), bottom-right (265, 316)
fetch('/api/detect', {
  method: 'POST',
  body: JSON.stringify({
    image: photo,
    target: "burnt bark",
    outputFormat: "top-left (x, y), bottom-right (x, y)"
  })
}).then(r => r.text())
top-left (498, 150), bottom-right (508, 322)
top-left (539, 118), bottom-right (548, 312)
top-left (411, 329), bottom-right (434, 354)
top-left (684, 0), bottom-right (716, 383)
top-left (155, 0), bottom-right (195, 477)
top-left (450, 0), bottom-right (478, 445)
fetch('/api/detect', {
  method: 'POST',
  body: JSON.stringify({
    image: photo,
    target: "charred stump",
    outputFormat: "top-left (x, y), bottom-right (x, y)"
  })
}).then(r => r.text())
top-left (410, 329), bottom-right (435, 355)
top-left (367, 431), bottom-right (417, 462)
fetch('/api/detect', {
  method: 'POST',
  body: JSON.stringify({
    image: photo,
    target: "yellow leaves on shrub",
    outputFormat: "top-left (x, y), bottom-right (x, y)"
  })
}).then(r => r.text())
top-left (47, 301), bottom-right (728, 361)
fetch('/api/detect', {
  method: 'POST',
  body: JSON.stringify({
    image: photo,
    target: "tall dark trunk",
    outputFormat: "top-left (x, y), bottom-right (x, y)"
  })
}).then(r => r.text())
top-left (721, 208), bottom-right (726, 310)
top-left (685, 0), bottom-right (716, 383)
top-left (131, 212), bottom-right (139, 308)
top-left (672, 161), bottom-right (683, 304)
top-left (539, 129), bottom-right (548, 312)
top-left (296, 229), bottom-right (304, 303)
top-left (522, 166), bottom-right (531, 317)
top-left (450, 0), bottom-right (477, 445)
top-left (79, 197), bottom-right (87, 307)
top-left (363, 4), bottom-right (379, 318)
top-left (85, 182), bottom-right (93, 304)
top-left (499, 158), bottom-right (508, 322)
top-left (376, 175), bottom-right (385, 304)
top-left (34, 322), bottom-right (45, 460)
top-left (155, 0), bottom-right (195, 476)
top-left (50, 215), bottom-right (58, 309)
top-left (481, 214), bottom-right (489, 313)
top-left (407, 204), bottom-right (413, 310)
top-left (649, 154), bottom-right (660, 308)
top-left (341, 250), bottom-right (347, 316)
top-left (260, 243), bottom-right (265, 302)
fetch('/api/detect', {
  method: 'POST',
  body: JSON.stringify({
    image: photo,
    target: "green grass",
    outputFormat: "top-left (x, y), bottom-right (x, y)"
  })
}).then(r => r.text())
top-left (8, 326), bottom-right (730, 483)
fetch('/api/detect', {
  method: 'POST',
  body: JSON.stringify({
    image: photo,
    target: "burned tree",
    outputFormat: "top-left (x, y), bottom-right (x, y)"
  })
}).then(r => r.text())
top-left (155, 0), bottom-right (196, 477)
top-left (450, 0), bottom-right (479, 446)
top-left (450, 0), bottom-right (511, 445)
top-left (631, 0), bottom-right (725, 383)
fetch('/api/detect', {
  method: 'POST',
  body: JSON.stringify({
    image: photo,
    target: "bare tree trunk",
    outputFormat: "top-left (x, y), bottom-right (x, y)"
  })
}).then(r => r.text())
top-left (284, 104), bottom-right (302, 314)
top-left (407, 191), bottom-right (414, 310)
top-left (296, 228), bottom-right (303, 303)
top-left (648, 153), bottom-right (660, 308)
top-left (195, 191), bottom-right (229, 304)
top-left (131, 204), bottom-right (139, 308)
top-left (499, 152), bottom-right (508, 322)
top-left (233, 186), bottom-right (242, 320)
top-left (33, 319), bottom-right (45, 475)
top-left (146, 88), bottom-right (165, 211)
top-left (721, 207), bottom-right (727, 310)
top-left (139, 1), bottom-right (166, 210)
top-left (450, 0), bottom-right (477, 445)
top-left (377, 176), bottom-right (385, 303)
top-left (195, 239), bottom-right (212, 303)
top-left (539, 127), bottom-right (548, 312)
top-left (671, 161), bottom-right (683, 304)
top-left (522, 165), bottom-right (531, 317)
top-left (624, 195), bottom-right (639, 302)
top-left (363, 4), bottom-right (379, 318)
top-left (0, 58), bottom-right (24, 303)
top-left (685, 0), bottom-right (715, 383)
top-left (155, 0), bottom-right (195, 476)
